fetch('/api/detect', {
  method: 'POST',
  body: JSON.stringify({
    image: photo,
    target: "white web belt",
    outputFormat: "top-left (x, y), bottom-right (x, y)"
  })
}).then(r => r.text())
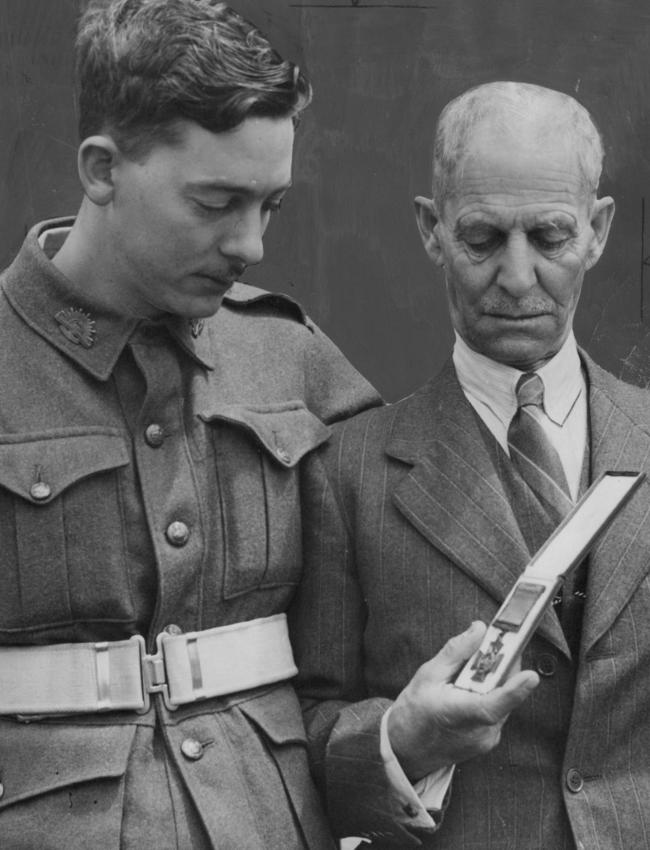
top-left (0, 614), bottom-right (297, 716)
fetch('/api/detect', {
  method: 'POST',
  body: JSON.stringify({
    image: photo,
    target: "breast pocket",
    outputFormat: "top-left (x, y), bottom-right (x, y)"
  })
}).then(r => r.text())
top-left (0, 429), bottom-right (131, 637)
top-left (199, 402), bottom-right (330, 599)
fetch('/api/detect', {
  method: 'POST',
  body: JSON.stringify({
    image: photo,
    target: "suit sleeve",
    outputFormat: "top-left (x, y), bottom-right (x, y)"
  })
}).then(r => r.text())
top-left (290, 438), bottom-right (440, 846)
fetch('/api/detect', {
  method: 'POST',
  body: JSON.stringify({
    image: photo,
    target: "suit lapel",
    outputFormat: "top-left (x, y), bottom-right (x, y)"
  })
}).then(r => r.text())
top-left (387, 362), bottom-right (567, 653)
top-left (582, 355), bottom-right (650, 652)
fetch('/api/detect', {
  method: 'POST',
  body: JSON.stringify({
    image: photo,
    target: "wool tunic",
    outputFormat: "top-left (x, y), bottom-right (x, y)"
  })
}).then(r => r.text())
top-left (0, 219), bottom-right (381, 849)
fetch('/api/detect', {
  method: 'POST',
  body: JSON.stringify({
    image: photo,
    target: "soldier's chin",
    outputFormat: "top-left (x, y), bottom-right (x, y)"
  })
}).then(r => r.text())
top-left (174, 292), bottom-right (228, 319)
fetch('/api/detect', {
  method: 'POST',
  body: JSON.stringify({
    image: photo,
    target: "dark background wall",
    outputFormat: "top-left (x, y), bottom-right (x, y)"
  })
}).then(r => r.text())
top-left (3, 0), bottom-right (650, 401)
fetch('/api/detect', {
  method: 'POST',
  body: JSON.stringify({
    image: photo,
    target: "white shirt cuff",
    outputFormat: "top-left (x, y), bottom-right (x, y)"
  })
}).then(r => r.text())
top-left (379, 707), bottom-right (455, 828)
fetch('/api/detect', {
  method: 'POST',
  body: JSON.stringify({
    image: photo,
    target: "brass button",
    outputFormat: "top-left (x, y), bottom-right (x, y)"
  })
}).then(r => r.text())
top-left (144, 423), bottom-right (165, 447)
top-left (181, 738), bottom-right (203, 761)
top-left (30, 482), bottom-right (51, 501)
top-left (566, 768), bottom-right (584, 793)
top-left (536, 653), bottom-right (557, 677)
top-left (164, 623), bottom-right (183, 636)
top-left (276, 446), bottom-right (291, 464)
top-left (166, 521), bottom-right (190, 547)
top-left (403, 803), bottom-right (419, 818)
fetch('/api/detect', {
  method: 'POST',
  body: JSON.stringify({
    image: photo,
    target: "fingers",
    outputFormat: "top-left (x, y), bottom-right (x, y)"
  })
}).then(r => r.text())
top-left (456, 669), bottom-right (539, 730)
top-left (425, 621), bottom-right (487, 682)
top-left (417, 622), bottom-right (540, 726)
top-left (482, 669), bottom-right (539, 718)
top-left (416, 622), bottom-right (541, 704)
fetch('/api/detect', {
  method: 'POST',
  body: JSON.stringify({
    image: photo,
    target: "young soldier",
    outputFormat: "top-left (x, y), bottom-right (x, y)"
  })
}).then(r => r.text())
top-left (0, 2), bottom-right (379, 847)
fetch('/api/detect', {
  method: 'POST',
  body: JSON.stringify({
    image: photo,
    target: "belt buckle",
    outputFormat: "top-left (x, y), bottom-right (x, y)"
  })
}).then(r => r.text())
top-left (138, 632), bottom-right (199, 712)
top-left (149, 630), bottom-right (210, 710)
top-left (136, 633), bottom-right (174, 712)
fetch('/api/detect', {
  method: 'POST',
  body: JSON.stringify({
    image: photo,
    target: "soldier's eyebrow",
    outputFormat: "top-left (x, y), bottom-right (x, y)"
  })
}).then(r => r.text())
top-left (186, 179), bottom-right (293, 196)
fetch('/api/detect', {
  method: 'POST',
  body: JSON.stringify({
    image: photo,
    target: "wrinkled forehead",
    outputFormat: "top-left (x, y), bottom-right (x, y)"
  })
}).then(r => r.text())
top-left (445, 118), bottom-right (593, 211)
top-left (466, 121), bottom-right (583, 175)
top-left (435, 86), bottom-right (603, 215)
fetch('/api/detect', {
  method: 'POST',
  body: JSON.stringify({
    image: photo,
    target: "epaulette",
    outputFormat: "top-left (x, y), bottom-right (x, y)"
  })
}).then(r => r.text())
top-left (223, 281), bottom-right (310, 327)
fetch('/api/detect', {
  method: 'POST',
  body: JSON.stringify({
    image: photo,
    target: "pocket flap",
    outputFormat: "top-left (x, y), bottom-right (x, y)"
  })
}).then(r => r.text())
top-left (0, 430), bottom-right (129, 503)
top-left (238, 684), bottom-right (307, 746)
top-left (0, 720), bottom-right (137, 809)
top-left (199, 402), bottom-right (330, 468)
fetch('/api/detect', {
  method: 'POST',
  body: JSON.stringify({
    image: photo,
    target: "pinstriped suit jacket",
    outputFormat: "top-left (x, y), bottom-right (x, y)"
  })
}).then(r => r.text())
top-left (291, 352), bottom-right (650, 850)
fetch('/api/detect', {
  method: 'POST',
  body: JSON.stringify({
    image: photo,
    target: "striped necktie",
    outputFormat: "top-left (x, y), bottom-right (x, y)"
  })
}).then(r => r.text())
top-left (507, 372), bottom-right (574, 525)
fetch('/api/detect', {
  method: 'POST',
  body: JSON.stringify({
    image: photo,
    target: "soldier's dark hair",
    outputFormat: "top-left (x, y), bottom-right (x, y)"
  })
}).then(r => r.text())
top-left (76, 0), bottom-right (312, 158)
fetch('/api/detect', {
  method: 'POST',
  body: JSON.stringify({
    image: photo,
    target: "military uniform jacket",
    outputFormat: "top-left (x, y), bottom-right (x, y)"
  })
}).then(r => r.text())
top-left (292, 356), bottom-right (650, 850)
top-left (0, 219), bottom-right (381, 850)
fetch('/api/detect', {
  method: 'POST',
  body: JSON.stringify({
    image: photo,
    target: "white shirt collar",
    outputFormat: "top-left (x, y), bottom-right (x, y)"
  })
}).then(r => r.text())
top-left (452, 331), bottom-right (584, 429)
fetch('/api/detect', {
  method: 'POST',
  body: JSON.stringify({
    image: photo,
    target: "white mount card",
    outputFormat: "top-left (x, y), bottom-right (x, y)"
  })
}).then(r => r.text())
top-left (454, 471), bottom-right (644, 695)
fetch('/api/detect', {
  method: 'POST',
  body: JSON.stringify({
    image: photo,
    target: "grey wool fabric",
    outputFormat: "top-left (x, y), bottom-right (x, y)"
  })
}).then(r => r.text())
top-left (0, 218), bottom-right (381, 849)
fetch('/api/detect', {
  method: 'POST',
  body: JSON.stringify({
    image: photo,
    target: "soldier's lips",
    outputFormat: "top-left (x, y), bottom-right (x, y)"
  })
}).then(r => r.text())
top-left (194, 273), bottom-right (235, 289)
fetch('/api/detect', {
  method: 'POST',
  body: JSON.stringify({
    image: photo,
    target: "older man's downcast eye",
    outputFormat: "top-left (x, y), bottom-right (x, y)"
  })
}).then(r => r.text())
top-left (530, 228), bottom-right (573, 256)
top-left (457, 225), bottom-right (503, 259)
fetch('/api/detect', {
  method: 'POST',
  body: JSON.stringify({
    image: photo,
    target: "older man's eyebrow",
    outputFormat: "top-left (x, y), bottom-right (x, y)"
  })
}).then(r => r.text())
top-left (528, 213), bottom-right (578, 230)
top-left (454, 220), bottom-right (501, 240)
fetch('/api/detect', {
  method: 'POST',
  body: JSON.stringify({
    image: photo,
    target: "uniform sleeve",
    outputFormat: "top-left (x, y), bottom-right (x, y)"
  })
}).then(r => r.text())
top-left (302, 321), bottom-right (382, 424)
top-left (290, 437), bottom-right (441, 846)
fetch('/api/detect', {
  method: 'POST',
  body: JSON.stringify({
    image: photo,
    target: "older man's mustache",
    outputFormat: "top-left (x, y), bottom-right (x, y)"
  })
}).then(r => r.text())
top-left (481, 296), bottom-right (556, 317)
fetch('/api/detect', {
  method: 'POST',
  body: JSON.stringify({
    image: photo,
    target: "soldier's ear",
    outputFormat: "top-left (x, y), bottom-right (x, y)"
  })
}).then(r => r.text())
top-left (77, 135), bottom-right (120, 206)
top-left (585, 195), bottom-right (615, 270)
top-left (414, 196), bottom-right (446, 267)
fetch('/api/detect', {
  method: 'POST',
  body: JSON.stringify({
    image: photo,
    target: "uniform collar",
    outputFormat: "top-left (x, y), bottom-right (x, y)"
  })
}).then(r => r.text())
top-left (1, 218), bottom-right (214, 381)
top-left (453, 330), bottom-right (584, 428)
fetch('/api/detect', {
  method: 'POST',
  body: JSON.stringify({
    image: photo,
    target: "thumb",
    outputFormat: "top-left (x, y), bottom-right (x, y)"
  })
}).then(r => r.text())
top-left (423, 621), bottom-right (487, 683)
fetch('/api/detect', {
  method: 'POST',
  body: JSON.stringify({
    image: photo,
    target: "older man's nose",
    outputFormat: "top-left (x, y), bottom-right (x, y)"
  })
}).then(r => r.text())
top-left (496, 235), bottom-right (537, 296)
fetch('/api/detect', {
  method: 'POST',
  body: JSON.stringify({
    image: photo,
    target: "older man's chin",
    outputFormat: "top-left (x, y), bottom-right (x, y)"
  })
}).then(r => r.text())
top-left (465, 333), bottom-right (566, 372)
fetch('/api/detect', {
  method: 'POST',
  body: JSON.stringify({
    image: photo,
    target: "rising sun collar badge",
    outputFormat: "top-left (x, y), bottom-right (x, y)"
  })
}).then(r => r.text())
top-left (55, 307), bottom-right (97, 349)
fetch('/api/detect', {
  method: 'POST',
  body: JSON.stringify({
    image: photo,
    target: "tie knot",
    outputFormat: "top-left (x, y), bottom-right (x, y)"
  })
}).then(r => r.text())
top-left (515, 372), bottom-right (544, 409)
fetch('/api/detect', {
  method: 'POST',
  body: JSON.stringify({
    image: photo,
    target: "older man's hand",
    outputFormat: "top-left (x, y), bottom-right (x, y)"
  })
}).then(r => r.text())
top-left (387, 621), bottom-right (539, 782)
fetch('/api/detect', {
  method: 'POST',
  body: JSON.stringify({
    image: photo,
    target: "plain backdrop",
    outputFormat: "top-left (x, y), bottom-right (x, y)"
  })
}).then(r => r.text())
top-left (3, 0), bottom-right (650, 400)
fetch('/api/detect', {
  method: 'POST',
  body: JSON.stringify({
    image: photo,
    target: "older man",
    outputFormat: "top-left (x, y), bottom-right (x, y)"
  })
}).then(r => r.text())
top-left (292, 82), bottom-right (650, 849)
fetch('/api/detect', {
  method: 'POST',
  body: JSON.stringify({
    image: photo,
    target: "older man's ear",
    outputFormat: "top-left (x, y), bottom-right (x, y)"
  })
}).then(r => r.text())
top-left (414, 195), bottom-right (446, 267)
top-left (585, 195), bottom-right (615, 270)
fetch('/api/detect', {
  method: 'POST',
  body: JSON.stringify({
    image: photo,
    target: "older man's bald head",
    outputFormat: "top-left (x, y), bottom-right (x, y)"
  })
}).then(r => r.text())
top-left (432, 82), bottom-right (604, 211)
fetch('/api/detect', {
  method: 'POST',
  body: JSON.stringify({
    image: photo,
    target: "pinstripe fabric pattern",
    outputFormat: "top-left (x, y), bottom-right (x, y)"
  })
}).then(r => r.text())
top-left (292, 353), bottom-right (650, 850)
